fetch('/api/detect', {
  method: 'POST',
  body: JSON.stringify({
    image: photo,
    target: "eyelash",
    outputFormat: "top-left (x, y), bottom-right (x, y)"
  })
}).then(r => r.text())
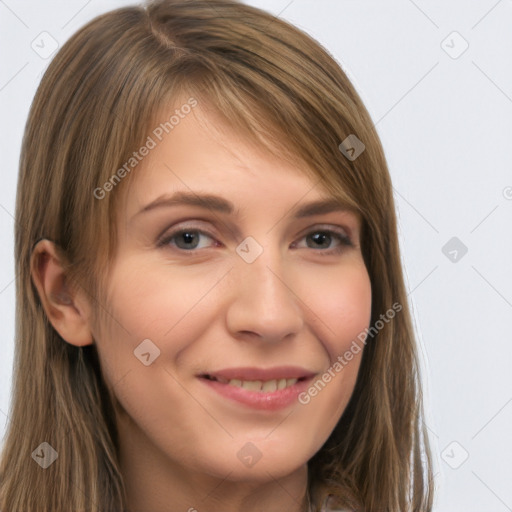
top-left (157, 225), bottom-right (354, 256)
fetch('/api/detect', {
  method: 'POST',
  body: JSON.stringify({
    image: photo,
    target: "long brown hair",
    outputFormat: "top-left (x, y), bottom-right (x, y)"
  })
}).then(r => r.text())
top-left (0, 1), bottom-right (434, 510)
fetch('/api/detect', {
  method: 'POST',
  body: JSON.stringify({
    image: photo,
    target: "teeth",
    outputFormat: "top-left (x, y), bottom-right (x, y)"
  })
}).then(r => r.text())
top-left (277, 378), bottom-right (288, 390)
top-left (241, 380), bottom-right (262, 391)
top-left (216, 377), bottom-right (299, 392)
top-left (262, 380), bottom-right (277, 392)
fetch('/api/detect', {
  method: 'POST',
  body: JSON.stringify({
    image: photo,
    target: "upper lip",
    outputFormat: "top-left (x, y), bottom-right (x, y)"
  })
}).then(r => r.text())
top-left (198, 366), bottom-right (317, 381)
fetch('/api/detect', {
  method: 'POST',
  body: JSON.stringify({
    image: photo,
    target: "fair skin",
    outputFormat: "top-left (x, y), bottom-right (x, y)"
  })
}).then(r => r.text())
top-left (31, 101), bottom-right (372, 512)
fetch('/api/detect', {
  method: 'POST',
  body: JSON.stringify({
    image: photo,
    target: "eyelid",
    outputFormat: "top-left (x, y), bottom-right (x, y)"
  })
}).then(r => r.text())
top-left (156, 219), bottom-right (219, 244)
top-left (297, 223), bottom-right (351, 239)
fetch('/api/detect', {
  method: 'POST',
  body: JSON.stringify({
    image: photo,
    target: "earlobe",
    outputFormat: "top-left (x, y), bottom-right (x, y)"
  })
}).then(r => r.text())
top-left (30, 239), bottom-right (93, 347)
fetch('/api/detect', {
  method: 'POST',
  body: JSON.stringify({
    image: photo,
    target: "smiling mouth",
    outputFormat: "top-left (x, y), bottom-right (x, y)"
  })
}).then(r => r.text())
top-left (199, 374), bottom-right (309, 392)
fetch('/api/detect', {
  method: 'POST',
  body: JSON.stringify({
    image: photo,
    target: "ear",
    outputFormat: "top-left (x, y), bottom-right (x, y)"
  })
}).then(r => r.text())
top-left (30, 239), bottom-right (93, 347)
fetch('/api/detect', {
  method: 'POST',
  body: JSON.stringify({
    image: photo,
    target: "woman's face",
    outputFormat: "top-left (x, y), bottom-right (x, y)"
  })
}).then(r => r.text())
top-left (91, 101), bottom-right (372, 487)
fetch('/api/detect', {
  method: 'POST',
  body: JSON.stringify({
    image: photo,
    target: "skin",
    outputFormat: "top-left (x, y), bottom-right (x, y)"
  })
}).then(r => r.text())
top-left (31, 101), bottom-right (372, 512)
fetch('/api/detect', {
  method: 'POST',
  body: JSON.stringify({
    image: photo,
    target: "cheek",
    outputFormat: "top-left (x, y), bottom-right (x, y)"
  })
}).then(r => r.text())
top-left (290, 262), bottom-right (371, 449)
top-left (95, 255), bottom-right (372, 380)
top-left (92, 257), bottom-right (228, 374)
top-left (304, 259), bottom-right (372, 361)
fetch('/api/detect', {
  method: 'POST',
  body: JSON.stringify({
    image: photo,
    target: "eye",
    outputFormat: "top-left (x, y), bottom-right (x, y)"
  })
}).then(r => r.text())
top-left (158, 229), bottom-right (218, 251)
top-left (293, 227), bottom-right (354, 255)
top-left (157, 225), bottom-right (354, 255)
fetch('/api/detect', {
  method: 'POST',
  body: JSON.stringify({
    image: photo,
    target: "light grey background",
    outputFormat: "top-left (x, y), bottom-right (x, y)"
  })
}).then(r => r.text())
top-left (1, 1), bottom-right (511, 511)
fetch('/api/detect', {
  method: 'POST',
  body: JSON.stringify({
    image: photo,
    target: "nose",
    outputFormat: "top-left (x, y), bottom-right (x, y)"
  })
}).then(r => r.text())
top-left (225, 245), bottom-right (304, 343)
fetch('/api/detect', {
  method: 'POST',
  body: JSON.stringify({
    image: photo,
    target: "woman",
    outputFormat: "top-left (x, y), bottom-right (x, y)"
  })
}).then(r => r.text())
top-left (0, 1), bottom-right (434, 510)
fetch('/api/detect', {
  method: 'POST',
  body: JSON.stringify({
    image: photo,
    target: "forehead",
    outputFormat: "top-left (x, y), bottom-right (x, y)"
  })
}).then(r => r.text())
top-left (117, 101), bottom-right (361, 225)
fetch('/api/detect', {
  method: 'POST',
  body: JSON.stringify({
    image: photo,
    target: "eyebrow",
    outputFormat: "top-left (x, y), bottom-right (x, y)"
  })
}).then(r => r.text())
top-left (133, 191), bottom-right (358, 221)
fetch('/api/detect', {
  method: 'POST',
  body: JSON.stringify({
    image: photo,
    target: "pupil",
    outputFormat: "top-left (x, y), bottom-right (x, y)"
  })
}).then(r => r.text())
top-left (179, 231), bottom-right (198, 248)
top-left (311, 233), bottom-right (329, 248)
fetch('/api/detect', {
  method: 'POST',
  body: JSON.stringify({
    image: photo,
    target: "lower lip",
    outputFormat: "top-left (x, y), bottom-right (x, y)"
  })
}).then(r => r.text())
top-left (199, 377), bottom-right (313, 411)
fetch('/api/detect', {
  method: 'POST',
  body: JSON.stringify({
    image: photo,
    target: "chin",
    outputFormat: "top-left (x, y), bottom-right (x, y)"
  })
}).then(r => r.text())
top-left (193, 435), bottom-right (313, 483)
